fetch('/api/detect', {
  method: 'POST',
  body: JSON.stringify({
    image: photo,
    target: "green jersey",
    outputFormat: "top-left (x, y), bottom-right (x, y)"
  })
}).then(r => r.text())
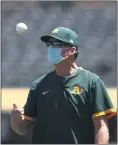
top-left (23, 67), bottom-right (116, 144)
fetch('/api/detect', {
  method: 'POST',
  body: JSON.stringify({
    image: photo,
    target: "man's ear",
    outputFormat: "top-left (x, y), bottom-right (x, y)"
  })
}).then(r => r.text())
top-left (71, 47), bottom-right (76, 54)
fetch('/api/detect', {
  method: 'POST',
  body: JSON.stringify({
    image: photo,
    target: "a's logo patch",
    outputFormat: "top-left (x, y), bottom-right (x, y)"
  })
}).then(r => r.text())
top-left (52, 28), bottom-right (59, 33)
top-left (71, 84), bottom-right (84, 95)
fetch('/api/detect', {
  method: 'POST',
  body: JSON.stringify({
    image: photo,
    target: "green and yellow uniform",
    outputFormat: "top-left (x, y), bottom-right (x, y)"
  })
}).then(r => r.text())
top-left (23, 67), bottom-right (116, 144)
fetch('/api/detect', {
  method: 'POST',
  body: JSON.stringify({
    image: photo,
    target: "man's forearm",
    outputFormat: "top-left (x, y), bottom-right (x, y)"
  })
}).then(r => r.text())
top-left (94, 124), bottom-right (109, 144)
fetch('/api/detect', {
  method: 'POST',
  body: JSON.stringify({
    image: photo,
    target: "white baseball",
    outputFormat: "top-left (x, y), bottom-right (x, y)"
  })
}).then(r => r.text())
top-left (16, 23), bottom-right (28, 34)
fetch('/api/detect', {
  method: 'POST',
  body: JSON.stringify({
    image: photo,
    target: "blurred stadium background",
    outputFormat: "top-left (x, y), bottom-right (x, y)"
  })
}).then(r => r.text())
top-left (1, 1), bottom-right (117, 144)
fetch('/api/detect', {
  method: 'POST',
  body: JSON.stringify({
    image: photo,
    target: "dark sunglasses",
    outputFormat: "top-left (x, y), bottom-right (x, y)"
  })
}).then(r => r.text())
top-left (46, 41), bottom-right (74, 48)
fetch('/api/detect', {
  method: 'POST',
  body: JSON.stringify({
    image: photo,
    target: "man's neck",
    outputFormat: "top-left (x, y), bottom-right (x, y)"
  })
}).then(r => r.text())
top-left (55, 62), bottom-right (79, 77)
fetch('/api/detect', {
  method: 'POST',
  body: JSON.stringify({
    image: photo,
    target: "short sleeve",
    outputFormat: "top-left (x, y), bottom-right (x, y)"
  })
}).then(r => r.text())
top-left (23, 82), bottom-right (38, 121)
top-left (91, 78), bottom-right (116, 119)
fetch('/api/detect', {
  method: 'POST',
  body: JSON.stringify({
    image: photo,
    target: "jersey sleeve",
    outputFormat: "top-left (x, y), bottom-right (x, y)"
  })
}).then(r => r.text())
top-left (91, 78), bottom-right (116, 119)
top-left (23, 81), bottom-right (38, 121)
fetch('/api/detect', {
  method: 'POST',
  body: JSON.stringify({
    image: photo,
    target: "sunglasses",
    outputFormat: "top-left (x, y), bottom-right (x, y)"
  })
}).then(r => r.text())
top-left (46, 41), bottom-right (74, 48)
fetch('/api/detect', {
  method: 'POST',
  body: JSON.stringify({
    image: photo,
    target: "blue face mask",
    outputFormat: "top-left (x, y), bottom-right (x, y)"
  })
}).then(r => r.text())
top-left (47, 47), bottom-right (64, 64)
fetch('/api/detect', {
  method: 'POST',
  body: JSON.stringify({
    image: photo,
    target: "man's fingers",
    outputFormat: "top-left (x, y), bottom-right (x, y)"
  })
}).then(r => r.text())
top-left (12, 104), bottom-right (24, 114)
top-left (13, 103), bottom-right (17, 109)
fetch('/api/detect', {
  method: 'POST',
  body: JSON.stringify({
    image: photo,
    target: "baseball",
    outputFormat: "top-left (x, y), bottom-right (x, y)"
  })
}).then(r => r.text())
top-left (16, 23), bottom-right (28, 34)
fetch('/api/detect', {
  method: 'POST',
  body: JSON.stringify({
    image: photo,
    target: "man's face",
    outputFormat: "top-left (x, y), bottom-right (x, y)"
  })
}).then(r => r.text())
top-left (46, 38), bottom-right (77, 59)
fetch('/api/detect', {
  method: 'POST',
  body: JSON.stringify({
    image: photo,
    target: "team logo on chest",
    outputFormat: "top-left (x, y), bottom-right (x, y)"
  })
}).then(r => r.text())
top-left (70, 84), bottom-right (84, 95)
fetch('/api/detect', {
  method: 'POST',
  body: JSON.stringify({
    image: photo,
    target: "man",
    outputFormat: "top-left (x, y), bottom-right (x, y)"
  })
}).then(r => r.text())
top-left (11, 27), bottom-right (116, 144)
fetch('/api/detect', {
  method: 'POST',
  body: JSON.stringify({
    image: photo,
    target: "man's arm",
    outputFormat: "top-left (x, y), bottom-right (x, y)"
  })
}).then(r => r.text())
top-left (11, 75), bottom-right (47, 135)
top-left (93, 115), bottom-right (109, 144)
top-left (90, 78), bottom-right (117, 144)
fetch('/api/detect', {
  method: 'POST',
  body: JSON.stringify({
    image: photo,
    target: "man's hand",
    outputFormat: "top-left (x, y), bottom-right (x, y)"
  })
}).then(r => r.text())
top-left (10, 104), bottom-right (34, 135)
top-left (11, 104), bottom-right (24, 121)
top-left (11, 104), bottom-right (24, 132)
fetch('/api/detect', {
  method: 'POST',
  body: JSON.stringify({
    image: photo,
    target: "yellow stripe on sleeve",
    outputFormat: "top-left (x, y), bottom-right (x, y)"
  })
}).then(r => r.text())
top-left (92, 108), bottom-right (117, 119)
